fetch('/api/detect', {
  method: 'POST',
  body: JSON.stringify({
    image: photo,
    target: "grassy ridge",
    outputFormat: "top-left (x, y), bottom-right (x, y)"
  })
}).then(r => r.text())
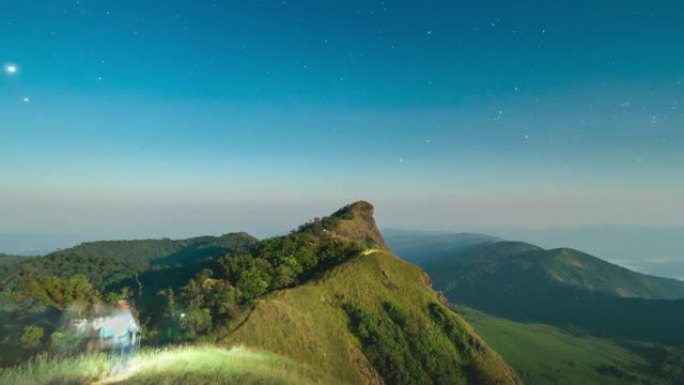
top-left (226, 248), bottom-right (520, 385)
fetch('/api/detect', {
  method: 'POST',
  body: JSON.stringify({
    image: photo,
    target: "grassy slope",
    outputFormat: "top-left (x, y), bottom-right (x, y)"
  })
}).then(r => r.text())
top-left (0, 346), bottom-right (338, 385)
top-left (457, 306), bottom-right (652, 385)
top-left (225, 247), bottom-right (519, 385)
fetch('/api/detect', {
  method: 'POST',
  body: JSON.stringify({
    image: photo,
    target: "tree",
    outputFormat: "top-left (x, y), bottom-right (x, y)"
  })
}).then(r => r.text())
top-left (25, 275), bottom-right (100, 315)
top-left (273, 265), bottom-right (296, 288)
top-left (237, 269), bottom-right (269, 303)
top-left (20, 325), bottom-right (44, 350)
top-left (180, 307), bottom-right (212, 337)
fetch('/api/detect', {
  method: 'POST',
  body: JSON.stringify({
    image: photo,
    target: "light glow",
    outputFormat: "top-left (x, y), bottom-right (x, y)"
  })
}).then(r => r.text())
top-left (4, 63), bottom-right (18, 75)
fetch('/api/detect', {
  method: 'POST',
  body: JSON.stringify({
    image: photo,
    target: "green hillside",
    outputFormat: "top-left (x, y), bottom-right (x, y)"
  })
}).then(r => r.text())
top-left (223, 201), bottom-right (519, 385)
top-left (0, 201), bottom-right (522, 385)
top-left (456, 306), bottom-right (659, 385)
top-left (226, 248), bottom-right (519, 385)
top-left (422, 241), bottom-right (684, 300)
top-left (0, 232), bottom-right (259, 366)
top-left (408, 241), bottom-right (684, 346)
top-left (0, 232), bottom-right (258, 290)
top-left (55, 232), bottom-right (258, 265)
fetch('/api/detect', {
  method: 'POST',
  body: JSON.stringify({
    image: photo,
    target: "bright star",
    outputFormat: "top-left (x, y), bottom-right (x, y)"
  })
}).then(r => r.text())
top-left (22, 96), bottom-right (30, 103)
top-left (4, 63), bottom-right (18, 75)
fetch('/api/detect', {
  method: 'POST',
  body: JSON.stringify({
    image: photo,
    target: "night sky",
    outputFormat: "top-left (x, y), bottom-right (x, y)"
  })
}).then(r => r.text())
top-left (1, 0), bottom-right (684, 238)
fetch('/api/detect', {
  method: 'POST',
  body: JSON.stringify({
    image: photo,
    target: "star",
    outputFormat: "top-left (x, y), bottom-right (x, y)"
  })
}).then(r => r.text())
top-left (4, 63), bottom-right (18, 75)
top-left (22, 96), bottom-right (30, 103)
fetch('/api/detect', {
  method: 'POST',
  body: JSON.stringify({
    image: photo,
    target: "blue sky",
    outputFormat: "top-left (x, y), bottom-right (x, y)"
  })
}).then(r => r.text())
top-left (1, 0), bottom-right (684, 238)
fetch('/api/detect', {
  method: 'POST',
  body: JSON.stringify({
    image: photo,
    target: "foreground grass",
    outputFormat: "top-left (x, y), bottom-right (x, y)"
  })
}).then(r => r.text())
top-left (0, 345), bottom-right (340, 385)
top-left (457, 306), bottom-right (651, 385)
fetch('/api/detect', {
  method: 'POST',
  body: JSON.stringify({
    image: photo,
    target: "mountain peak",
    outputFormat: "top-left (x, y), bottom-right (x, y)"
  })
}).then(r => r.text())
top-left (330, 200), bottom-right (374, 223)
top-left (331, 201), bottom-right (387, 248)
top-left (299, 201), bottom-right (387, 249)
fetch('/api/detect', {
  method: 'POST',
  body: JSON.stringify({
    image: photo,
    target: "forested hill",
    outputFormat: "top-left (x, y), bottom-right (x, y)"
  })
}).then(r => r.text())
top-left (0, 232), bottom-right (258, 290)
top-left (191, 201), bottom-right (519, 384)
top-left (396, 237), bottom-right (684, 348)
top-left (422, 240), bottom-right (684, 300)
top-left (0, 253), bottom-right (26, 266)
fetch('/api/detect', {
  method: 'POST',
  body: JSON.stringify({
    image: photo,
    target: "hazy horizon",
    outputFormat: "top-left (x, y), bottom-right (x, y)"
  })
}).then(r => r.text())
top-left (2, 216), bottom-right (682, 280)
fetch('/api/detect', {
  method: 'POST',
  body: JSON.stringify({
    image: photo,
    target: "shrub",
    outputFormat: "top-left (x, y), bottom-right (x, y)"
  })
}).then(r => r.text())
top-left (20, 325), bottom-right (44, 350)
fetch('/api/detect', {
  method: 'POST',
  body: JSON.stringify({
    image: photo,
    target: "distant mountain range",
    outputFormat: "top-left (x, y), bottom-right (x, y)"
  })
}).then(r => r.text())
top-left (382, 229), bottom-right (499, 264)
top-left (389, 231), bottom-right (684, 346)
top-left (386, 230), bottom-right (684, 384)
top-left (384, 226), bottom-right (684, 280)
top-left (4, 225), bottom-right (683, 279)
top-left (485, 225), bottom-right (684, 280)
top-left (422, 240), bottom-right (684, 300)
top-left (0, 253), bottom-right (25, 266)
top-left (0, 233), bottom-right (258, 292)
